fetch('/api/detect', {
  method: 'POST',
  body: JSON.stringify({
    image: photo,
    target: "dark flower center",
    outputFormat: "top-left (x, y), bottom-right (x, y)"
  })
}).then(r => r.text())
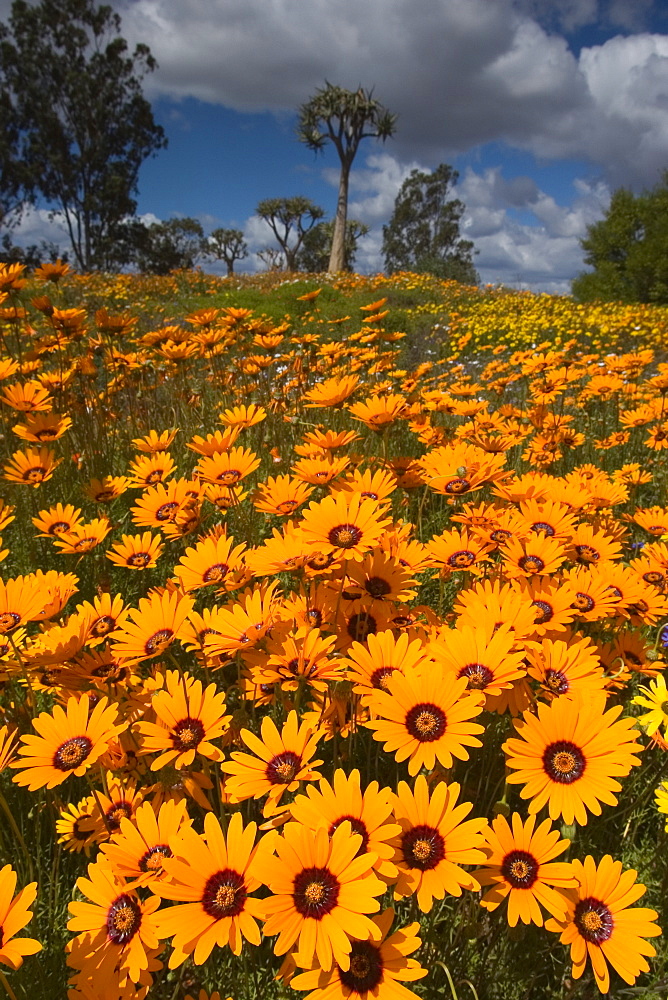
top-left (217, 469), bottom-right (241, 485)
top-left (90, 615), bottom-right (115, 637)
top-left (276, 499), bottom-right (298, 513)
top-left (531, 600), bottom-right (553, 624)
top-left (202, 868), bottom-right (247, 918)
top-left (23, 466), bottom-right (47, 482)
top-left (347, 612), bottom-right (377, 642)
top-left (127, 552), bottom-right (151, 568)
top-left (447, 549), bottom-right (475, 568)
top-left (572, 592), bottom-right (594, 611)
top-left (156, 501), bottom-right (179, 521)
top-left (106, 893), bottom-right (142, 945)
top-left (266, 750), bottom-right (302, 784)
top-left (73, 537), bottom-right (98, 551)
top-left (0, 612), bottom-right (20, 632)
top-left (139, 844), bottom-right (173, 872)
top-left (544, 668), bottom-right (569, 694)
top-left (308, 551), bottom-right (337, 571)
top-left (53, 735), bottom-right (93, 771)
top-left (144, 628), bottom-right (174, 655)
top-left (329, 815), bottom-right (369, 854)
top-left (72, 816), bottom-right (93, 842)
top-left (444, 477), bottom-right (470, 494)
top-left (106, 801), bottom-right (133, 831)
top-left (305, 608), bottom-right (323, 627)
top-left (328, 524), bottom-right (363, 549)
top-left (171, 716), bottom-right (205, 752)
top-left (293, 866), bottom-right (340, 918)
top-left (575, 544), bottom-right (599, 564)
top-left (402, 823), bottom-right (446, 870)
top-left (491, 529), bottom-right (511, 542)
top-left (365, 576), bottom-right (392, 599)
top-left (203, 562), bottom-right (229, 583)
top-left (39, 667), bottom-right (63, 686)
top-left (500, 849), bottom-right (540, 888)
top-left (543, 740), bottom-right (586, 784)
top-left (459, 663), bottom-right (493, 689)
top-left (339, 941), bottom-right (384, 992)
top-left (48, 520), bottom-right (70, 534)
top-left (643, 571), bottom-right (664, 586)
top-left (405, 702), bottom-right (446, 742)
top-left (91, 661), bottom-right (126, 681)
top-left (574, 897), bottom-right (614, 943)
top-left (369, 666), bottom-right (396, 690)
top-left (518, 554), bottom-right (545, 573)
top-left (531, 521), bottom-right (555, 536)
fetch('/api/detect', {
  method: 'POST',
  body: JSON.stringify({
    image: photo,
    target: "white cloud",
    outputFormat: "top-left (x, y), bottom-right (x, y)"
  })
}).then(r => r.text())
top-left (115, 0), bottom-right (668, 188)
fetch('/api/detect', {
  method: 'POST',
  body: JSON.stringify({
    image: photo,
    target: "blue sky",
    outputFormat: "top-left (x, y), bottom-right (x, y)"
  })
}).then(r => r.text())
top-left (8, 0), bottom-right (668, 291)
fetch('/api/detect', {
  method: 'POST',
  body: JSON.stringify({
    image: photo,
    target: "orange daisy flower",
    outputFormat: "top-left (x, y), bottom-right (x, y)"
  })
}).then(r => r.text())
top-left (300, 494), bottom-right (391, 563)
top-left (391, 775), bottom-right (487, 912)
top-left (173, 532), bottom-right (247, 592)
top-left (196, 446), bottom-right (260, 487)
top-left (503, 693), bottom-right (643, 825)
top-left (290, 908), bottom-right (427, 1000)
top-left (3, 446), bottom-right (61, 486)
top-left (219, 403), bottom-right (267, 428)
top-left (12, 411), bottom-right (72, 442)
top-left (303, 375), bottom-right (360, 407)
top-left (425, 528), bottom-right (491, 575)
top-left (32, 503), bottom-right (83, 538)
top-left (429, 623), bottom-right (526, 700)
top-left (524, 635), bottom-right (606, 701)
top-left (0, 865), bottom-right (41, 969)
top-left (220, 710), bottom-right (323, 816)
top-left (501, 533), bottom-right (567, 578)
top-left (153, 811), bottom-right (265, 966)
top-left (52, 518), bottom-right (112, 555)
top-left (106, 532), bottom-right (164, 570)
top-left (289, 768), bottom-right (401, 879)
top-left (0, 575), bottom-right (46, 633)
top-left (136, 669), bottom-right (230, 769)
top-left (252, 474), bottom-right (314, 516)
top-left (67, 862), bottom-right (160, 983)
top-left (127, 451), bottom-right (176, 488)
top-left (344, 629), bottom-right (428, 703)
top-left (98, 799), bottom-right (191, 886)
top-left (474, 813), bottom-right (577, 926)
top-left (110, 589), bottom-right (194, 665)
top-left (365, 665), bottom-right (484, 776)
top-left (11, 695), bottom-right (126, 791)
top-left (545, 855), bottom-right (661, 994)
top-left (254, 821), bottom-right (385, 970)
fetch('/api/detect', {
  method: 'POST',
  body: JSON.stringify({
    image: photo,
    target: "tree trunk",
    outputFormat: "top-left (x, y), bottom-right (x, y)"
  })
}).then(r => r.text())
top-left (328, 162), bottom-right (350, 273)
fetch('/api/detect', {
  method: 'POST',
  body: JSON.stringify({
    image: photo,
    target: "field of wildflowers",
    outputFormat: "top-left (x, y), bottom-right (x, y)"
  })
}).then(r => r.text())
top-left (0, 261), bottom-right (668, 999)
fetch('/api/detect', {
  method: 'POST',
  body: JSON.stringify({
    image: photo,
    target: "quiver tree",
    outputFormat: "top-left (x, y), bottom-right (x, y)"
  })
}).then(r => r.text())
top-left (297, 83), bottom-right (396, 273)
top-left (256, 197), bottom-right (325, 271)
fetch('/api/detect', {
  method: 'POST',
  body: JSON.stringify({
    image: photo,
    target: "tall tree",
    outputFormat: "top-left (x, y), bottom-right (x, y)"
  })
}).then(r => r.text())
top-left (133, 217), bottom-right (204, 275)
top-left (572, 176), bottom-right (668, 304)
top-left (295, 219), bottom-right (369, 273)
top-left (256, 197), bottom-right (324, 271)
top-left (382, 164), bottom-right (478, 284)
top-left (0, 0), bottom-right (167, 270)
top-left (297, 83), bottom-right (396, 273)
top-left (205, 228), bottom-right (248, 276)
